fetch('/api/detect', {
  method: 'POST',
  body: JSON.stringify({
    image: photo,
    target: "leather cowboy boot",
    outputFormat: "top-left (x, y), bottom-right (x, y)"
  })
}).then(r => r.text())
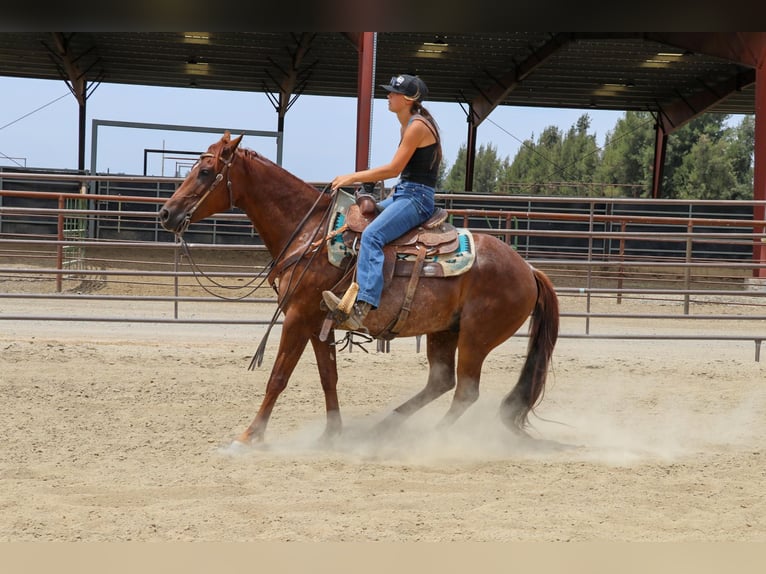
top-left (322, 286), bottom-right (371, 331)
top-left (342, 300), bottom-right (371, 331)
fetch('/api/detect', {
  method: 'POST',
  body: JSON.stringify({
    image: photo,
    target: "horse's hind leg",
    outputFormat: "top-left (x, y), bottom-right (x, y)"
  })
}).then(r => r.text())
top-left (437, 343), bottom-right (487, 428)
top-left (375, 330), bottom-right (458, 434)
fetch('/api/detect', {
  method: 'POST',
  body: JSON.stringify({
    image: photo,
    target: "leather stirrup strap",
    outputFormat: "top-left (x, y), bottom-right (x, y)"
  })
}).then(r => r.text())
top-left (388, 246), bottom-right (427, 335)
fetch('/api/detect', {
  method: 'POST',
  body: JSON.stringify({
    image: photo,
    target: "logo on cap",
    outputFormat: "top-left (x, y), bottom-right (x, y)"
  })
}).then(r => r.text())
top-left (382, 74), bottom-right (425, 102)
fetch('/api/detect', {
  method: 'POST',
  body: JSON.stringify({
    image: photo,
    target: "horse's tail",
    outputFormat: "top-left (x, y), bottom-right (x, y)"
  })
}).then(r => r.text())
top-left (499, 267), bottom-right (559, 434)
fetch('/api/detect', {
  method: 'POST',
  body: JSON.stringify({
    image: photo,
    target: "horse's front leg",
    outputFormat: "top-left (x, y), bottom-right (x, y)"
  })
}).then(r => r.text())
top-left (309, 329), bottom-right (341, 443)
top-left (237, 313), bottom-right (310, 444)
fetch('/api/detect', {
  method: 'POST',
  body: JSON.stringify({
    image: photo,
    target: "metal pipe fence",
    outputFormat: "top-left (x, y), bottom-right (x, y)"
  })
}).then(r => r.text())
top-left (1, 172), bottom-right (765, 360)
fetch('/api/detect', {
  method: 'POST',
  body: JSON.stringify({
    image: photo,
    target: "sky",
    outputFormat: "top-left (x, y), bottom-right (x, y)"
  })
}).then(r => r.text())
top-left (0, 75), bottom-right (627, 185)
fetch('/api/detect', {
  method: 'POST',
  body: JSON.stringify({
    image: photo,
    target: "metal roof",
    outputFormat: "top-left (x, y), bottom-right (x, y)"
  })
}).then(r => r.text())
top-left (0, 32), bottom-right (760, 118)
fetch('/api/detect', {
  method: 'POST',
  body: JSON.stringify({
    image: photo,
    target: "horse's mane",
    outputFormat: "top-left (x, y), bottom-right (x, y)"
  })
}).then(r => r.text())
top-left (238, 147), bottom-right (323, 193)
top-left (239, 147), bottom-right (269, 164)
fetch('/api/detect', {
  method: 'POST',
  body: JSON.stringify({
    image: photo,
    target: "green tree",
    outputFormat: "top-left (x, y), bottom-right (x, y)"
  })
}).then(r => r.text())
top-left (442, 142), bottom-right (508, 193)
top-left (500, 135), bottom-right (537, 193)
top-left (725, 115), bottom-right (755, 199)
top-left (501, 115), bottom-right (601, 195)
top-left (664, 114), bottom-right (730, 198)
top-left (594, 111), bottom-right (655, 197)
top-left (556, 114), bottom-right (599, 195)
top-left (674, 133), bottom-right (736, 199)
top-left (443, 110), bottom-right (755, 200)
top-left (501, 126), bottom-right (564, 194)
top-left (435, 157), bottom-right (448, 189)
top-left (473, 143), bottom-right (503, 193)
top-left (442, 144), bottom-right (467, 192)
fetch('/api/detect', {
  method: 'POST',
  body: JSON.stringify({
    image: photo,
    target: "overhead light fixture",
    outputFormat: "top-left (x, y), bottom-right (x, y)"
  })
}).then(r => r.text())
top-left (183, 32), bottom-right (211, 45)
top-left (642, 59), bottom-right (672, 67)
top-left (593, 81), bottom-right (634, 96)
top-left (603, 80), bottom-right (635, 88)
top-left (417, 35), bottom-right (448, 58)
top-left (185, 58), bottom-right (210, 75)
top-left (642, 51), bottom-right (685, 67)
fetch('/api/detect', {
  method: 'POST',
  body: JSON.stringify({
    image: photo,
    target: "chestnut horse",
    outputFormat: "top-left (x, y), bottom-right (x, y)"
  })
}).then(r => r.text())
top-left (159, 132), bottom-right (559, 445)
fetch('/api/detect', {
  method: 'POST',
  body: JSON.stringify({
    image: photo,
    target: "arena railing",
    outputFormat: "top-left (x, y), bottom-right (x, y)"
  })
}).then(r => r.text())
top-left (1, 172), bottom-right (765, 360)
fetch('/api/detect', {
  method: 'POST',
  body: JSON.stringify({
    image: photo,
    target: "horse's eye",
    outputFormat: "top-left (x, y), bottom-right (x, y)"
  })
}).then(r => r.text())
top-left (199, 168), bottom-right (210, 177)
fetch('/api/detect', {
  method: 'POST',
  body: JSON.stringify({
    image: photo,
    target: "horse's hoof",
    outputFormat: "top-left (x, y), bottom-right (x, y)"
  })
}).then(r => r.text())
top-left (217, 440), bottom-right (249, 455)
top-left (217, 439), bottom-right (268, 455)
top-left (316, 428), bottom-right (343, 449)
top-left (371, 412), bottom-right (407, 439)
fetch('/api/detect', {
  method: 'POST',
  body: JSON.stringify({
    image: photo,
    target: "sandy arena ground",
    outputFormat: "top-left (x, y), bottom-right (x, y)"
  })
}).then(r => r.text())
top-left (1, 273), bottom-right (765, 541)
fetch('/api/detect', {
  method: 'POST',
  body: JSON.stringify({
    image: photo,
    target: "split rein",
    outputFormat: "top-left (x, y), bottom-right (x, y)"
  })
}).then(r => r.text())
top-left (174, 149), bottom-right (340, 308)
top-left (177, 150), bottom-right (267, 301)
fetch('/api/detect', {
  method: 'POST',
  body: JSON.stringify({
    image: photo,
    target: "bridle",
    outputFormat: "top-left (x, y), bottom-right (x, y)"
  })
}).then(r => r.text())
top-left (180, 149), bottom-right (236, 234)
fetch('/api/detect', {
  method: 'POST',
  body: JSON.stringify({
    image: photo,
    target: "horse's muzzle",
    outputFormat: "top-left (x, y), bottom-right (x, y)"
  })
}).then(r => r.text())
top-left (158, 206), bottom-right (188, 234)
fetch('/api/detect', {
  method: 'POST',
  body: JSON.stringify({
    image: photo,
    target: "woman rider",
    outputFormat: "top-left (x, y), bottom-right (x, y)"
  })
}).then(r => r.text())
top-left (323, 73), bottom-right (442, 330)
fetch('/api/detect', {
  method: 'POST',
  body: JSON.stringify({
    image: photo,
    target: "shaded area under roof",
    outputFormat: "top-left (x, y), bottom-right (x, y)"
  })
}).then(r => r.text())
top-left (0, 32), bottom-right (759, 117)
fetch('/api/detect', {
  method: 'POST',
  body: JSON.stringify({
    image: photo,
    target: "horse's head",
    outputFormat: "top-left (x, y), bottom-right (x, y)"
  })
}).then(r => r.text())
top-left (159, 131), bottom-right (244, 235)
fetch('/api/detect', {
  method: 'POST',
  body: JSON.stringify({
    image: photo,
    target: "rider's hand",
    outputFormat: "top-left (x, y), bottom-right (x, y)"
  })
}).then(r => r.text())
top-left (331, 174), bottom-right (357, 190)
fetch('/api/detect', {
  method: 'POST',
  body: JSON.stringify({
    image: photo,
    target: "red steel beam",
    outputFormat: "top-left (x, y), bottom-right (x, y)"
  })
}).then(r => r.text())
top-left (355, 33), bottom-right (375, 172)
top-left (754, 51), bottom-right (766, 278)
top-left (651, 125), bottom-right (667, 199)
top-left (469, 33), bottom-right (572, 127)
top-left (656, 69), bottom-right (756, 134)
top-left (464, 104), bottom-right (477, 192)
top-left (645, 33), bottom-right (766, 67)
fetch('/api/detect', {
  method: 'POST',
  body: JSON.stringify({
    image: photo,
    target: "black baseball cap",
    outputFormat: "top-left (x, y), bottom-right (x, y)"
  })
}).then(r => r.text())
top-left (380, 74), bottom-right (428, 102)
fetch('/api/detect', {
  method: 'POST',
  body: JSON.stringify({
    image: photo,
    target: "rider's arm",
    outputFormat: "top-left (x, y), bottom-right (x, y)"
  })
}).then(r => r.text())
top-left (331, 120), bottom-right (433, 190)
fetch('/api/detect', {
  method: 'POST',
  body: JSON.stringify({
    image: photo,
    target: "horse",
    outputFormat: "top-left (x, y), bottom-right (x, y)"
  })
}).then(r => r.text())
top-left (159, 131), bottom-right (559, 445)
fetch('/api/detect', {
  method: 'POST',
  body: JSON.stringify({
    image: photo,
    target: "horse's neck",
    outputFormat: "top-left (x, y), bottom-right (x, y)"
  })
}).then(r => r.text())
top-left (236, 155), bottom-right (329, 257)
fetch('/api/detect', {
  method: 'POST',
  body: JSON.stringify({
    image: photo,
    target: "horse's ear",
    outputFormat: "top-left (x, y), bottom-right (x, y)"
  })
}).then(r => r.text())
top-left (222, 130), bottom-right (231, 142)
top-left (221, 133), bottom-right (244, 161)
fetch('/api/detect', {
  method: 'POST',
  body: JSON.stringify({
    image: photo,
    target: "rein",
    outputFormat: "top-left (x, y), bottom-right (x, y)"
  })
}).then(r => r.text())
top-left (177, 149), bottom-right (268, 301)
top-left (179, 238), bottom-right (271, 301)
top-left (248, 184), bottom-right (341, 370)
top-left (175, 146), bottom-right (345, 367)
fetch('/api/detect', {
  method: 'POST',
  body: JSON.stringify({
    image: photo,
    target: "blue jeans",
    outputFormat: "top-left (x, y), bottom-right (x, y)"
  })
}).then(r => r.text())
top-left (356, 181), bottom-right (435, 308)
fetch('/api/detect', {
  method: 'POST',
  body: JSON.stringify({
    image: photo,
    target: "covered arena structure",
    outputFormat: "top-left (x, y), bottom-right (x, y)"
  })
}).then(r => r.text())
top-left (0, 32), bottom-right (765, 277)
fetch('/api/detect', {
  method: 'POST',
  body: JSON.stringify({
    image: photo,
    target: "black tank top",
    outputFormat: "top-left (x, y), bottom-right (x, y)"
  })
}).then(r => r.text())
top-left (400, 143), bottom-right (439, 187)
top-left (400, 115), bottom-right (439, 188)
